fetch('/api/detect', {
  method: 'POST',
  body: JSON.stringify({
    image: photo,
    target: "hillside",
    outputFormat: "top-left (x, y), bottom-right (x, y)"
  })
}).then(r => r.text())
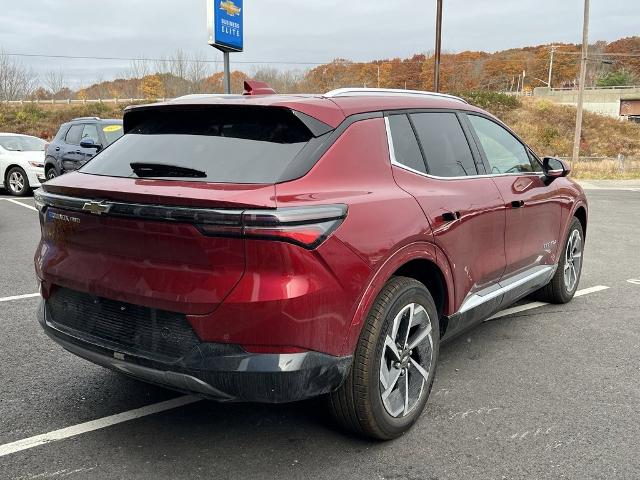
top-left (1, 94), bottom-right (639, 179)
top-left (25, 36), bottom-right (640, 101)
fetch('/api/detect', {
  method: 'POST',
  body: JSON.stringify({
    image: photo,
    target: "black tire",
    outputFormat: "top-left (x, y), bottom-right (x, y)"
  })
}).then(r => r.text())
top-left (533, 217), bottom-right (584, 304)
top-left (5, 166), bottom-right (31, 197)
top-left (45, 166), bottom-right (58, 181)
top-left (329, 276), bottom-right (439, 440)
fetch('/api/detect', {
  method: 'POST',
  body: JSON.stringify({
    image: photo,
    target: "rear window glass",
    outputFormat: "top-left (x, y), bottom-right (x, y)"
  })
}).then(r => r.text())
top-left (102, 124), bottom-right (123, 145)
top-left (81, 107), bottom-right (316, 183)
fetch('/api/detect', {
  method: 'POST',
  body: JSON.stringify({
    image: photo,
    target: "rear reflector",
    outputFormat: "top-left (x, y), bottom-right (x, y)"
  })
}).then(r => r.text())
top-left (241, 345), bottom-right (307, 354)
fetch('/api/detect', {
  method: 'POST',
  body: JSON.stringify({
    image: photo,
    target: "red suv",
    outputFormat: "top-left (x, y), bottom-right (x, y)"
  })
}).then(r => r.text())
top-left (34, 84), bottom-right (587, 440)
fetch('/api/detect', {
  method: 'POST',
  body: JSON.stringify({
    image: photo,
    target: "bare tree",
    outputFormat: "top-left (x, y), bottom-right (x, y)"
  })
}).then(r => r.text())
top-left (186, 51), bottom-right (211, 94)
top-left (0, 50), bottom-right (38, 100)
top-left (43, 68), bottom-right (67, 99)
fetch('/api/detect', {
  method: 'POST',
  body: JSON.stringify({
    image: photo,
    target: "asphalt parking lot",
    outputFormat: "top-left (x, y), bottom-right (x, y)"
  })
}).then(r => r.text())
top-left (1, 183), bottom-right (639, 480)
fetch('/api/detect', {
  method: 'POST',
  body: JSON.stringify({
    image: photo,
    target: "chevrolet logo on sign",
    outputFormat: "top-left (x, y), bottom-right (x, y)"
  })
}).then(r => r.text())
top-left (82, 201), bottom-right (111, 215)
top-left (220, 0), bottom-right (241, 16)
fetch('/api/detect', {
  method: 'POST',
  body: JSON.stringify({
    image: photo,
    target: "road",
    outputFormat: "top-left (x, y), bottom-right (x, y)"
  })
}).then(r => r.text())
top-left (0, 184), bottom-right (639, 479)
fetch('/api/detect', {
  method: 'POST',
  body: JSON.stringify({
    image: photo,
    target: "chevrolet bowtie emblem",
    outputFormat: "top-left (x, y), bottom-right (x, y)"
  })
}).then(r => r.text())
top-left (82, 201), bottom-right (111, 215)
top-left (220, 0), bottom-right (241, 16)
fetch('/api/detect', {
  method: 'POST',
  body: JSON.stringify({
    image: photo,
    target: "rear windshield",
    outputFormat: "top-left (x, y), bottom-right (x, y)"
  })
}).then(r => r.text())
top-left (101, 123), bottom-right (124, 145)
top-left (81, 107), bottom-right (316, 183)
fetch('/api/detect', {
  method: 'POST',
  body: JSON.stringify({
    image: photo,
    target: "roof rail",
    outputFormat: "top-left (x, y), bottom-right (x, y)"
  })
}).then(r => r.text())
top-left (323, 88), bottom-right (468, 104)
top-left (71, 116), bottom-right (101, 121)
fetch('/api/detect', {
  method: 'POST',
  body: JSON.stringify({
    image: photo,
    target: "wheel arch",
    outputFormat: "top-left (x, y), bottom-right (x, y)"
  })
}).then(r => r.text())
top-left (341, 242), bottom-right (455, 355)
top-left (4, 163), bottom-right (26, 181)
top-left (574, 205), bottom-right (587, 238)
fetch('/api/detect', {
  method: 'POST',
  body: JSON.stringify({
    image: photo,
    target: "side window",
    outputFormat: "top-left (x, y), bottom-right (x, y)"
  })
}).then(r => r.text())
top-left (81, 124), bottom-right (100, 144)
top-left (410, 112), bottom-right (477, 177)
top-left (468, 115), bottom-right (533, 174)
top-left (528, 150), bottom-right (544, 173)
top-left (64, 125), bottom-right (83, 145)
top-left (387, 114), bottom-right (427, 174)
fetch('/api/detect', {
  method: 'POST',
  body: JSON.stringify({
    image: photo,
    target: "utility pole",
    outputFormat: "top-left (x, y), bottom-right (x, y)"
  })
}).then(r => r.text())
top-left (434, 0), bottom-right (443, 92)
top-left (548, 45), bottom-right (556, 88)
top-left (572, 0), bottom-right (590, 164)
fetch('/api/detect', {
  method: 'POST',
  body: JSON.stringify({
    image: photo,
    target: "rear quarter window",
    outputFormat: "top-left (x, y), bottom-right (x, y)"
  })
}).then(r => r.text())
top-left (81, 107), bottom-right (319, 184)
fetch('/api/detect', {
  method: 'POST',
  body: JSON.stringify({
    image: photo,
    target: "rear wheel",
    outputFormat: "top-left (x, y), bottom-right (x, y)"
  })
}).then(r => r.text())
top-left (534, 217), bottom-right (584, 304)
top-left (329, 276), bottom-right (439, 440)
top-left (6, 166), bottom-right (30, 196)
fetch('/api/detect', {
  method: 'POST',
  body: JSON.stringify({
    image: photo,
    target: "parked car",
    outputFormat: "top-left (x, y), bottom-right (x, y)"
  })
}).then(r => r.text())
top-left (34, 84), bottom-right (588, 440)
top-left (44, 117), bottom-right (123, 180)
top-left (0, 133), bottom-right (46, 196)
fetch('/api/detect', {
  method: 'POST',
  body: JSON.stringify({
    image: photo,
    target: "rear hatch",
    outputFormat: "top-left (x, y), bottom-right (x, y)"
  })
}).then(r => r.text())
top-left (35, 105), bottom-right (331, 315)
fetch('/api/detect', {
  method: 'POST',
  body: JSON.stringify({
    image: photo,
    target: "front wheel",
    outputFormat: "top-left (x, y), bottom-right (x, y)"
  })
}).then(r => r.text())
top-left (45, 167), bottom-right (58, 181)
top-left (6, 166), bottom-right (31, 196)
top-left (533, 217), bottom-right (584, 304)
top-left (329, 276), bottom-right (439, 440)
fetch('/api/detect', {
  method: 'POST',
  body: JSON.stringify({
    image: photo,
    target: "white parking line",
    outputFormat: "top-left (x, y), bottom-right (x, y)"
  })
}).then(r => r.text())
top-left (1, 198), bottom-right (38, 212)
top-left (0, 293), bottom-right (40, 303)
top-left (487, 285), bottom-right (609, 321)
top-left (0, 395), bottom-right (201, 457)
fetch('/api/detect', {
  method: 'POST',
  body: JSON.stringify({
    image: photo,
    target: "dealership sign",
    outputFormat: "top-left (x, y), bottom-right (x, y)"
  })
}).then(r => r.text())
top-left (207, 0), bottom-right (243, 52)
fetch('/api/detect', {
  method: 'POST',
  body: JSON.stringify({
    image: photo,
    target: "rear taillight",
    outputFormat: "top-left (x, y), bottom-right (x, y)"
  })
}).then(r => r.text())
top-left (197, 205), bottom-right (347, 249)
top-left (33, 190), bottom-right (347, 249)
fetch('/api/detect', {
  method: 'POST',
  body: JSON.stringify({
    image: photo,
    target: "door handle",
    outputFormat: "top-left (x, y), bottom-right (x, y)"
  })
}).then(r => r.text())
top-left (442, 211), bottom-right (461, 222)
top-left (55, 147), bottom-right (60, 151)
top-left (510, 200), bottom-right (525, 208)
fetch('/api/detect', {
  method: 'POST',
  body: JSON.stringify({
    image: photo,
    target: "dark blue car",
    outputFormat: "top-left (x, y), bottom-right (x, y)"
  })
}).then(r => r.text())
top-left (45, 117), bottom-right (123, 180)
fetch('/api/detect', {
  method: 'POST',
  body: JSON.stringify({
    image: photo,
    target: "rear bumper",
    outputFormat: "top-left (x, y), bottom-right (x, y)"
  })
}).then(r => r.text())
top-left (37, 300), bottom-right (351, 403)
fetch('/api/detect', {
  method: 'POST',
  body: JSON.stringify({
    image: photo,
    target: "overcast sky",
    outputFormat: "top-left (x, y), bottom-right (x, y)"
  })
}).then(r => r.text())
top-left (1, 0), bottom-right (638, 88)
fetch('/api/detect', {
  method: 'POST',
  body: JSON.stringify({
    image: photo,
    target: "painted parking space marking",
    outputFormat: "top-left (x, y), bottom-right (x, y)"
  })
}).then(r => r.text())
top-left (0, 395), bottom-right (201, 457)
top-left (628, 279), bottom-right (640, 285)
top-left (1, 198), bottom-right (38, 212)
top-left (487, 285), bottom-right (610, 321)
top-left (0, 293), bottom-right (40, 303)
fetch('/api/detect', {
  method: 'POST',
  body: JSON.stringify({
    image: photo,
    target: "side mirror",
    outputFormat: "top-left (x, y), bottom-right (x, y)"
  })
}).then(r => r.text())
top-left (80, 138), bottom-right (102, 150)
top-left (543, 157), bottom-right (570, 180)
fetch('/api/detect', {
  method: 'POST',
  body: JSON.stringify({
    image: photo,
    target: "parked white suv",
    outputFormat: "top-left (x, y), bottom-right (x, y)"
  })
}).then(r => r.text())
top-left (0, 133), bottom-right (46, 196)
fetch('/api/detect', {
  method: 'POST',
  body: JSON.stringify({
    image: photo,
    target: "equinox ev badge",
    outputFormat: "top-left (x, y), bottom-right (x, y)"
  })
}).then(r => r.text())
top-left (82, 201), bottom-right (111, 215)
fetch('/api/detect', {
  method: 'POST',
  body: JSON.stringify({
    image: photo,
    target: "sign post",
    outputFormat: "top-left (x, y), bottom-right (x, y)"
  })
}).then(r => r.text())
top-left (207, 0), bottom-right (244, 94)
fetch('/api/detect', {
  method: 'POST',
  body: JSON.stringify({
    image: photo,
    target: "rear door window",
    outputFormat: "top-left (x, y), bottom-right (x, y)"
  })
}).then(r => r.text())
top-left (81, 107), bottom-right (320, 184)
top-left (387, 114), bottom-right (427, 174)
top-left (65, 125), bottom-right (83, 145)
top-left (410, 112), bottom-right (477, 177)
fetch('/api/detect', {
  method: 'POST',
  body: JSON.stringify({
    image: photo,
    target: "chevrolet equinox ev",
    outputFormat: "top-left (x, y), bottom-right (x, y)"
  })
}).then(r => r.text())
top-left (34, 83), bottom-right (588, 440)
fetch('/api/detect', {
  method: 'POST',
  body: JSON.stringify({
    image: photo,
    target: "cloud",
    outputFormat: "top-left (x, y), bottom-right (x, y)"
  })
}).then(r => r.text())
top-left (1, 0), bottom-right (638, 85)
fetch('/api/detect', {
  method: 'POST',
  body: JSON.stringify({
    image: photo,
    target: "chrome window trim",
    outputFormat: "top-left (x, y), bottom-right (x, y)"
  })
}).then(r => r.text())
top-left (384, 117), bottom-right (543, 181)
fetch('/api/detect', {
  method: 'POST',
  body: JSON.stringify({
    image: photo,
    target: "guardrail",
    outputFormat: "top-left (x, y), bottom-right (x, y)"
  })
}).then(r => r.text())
top-left (0, 98), bottom-right (170, 105)
top-left (548, 85), bottom-right (640, 92)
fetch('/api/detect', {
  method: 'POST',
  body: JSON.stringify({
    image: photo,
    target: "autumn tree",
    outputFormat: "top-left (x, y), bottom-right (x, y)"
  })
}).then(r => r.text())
top-left (141, 74), bottom-right (165, 99)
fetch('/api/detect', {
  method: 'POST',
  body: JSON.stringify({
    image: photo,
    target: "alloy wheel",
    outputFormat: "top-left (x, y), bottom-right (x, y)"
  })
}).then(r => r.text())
top-left (46, 169), bottom-right (57, 180)
top-left (8, 171), bottom-right (25, 194)
top-left (379, 302), bottom-right (434, 418)
top-left (564, 229), bottom-right (582, 292)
